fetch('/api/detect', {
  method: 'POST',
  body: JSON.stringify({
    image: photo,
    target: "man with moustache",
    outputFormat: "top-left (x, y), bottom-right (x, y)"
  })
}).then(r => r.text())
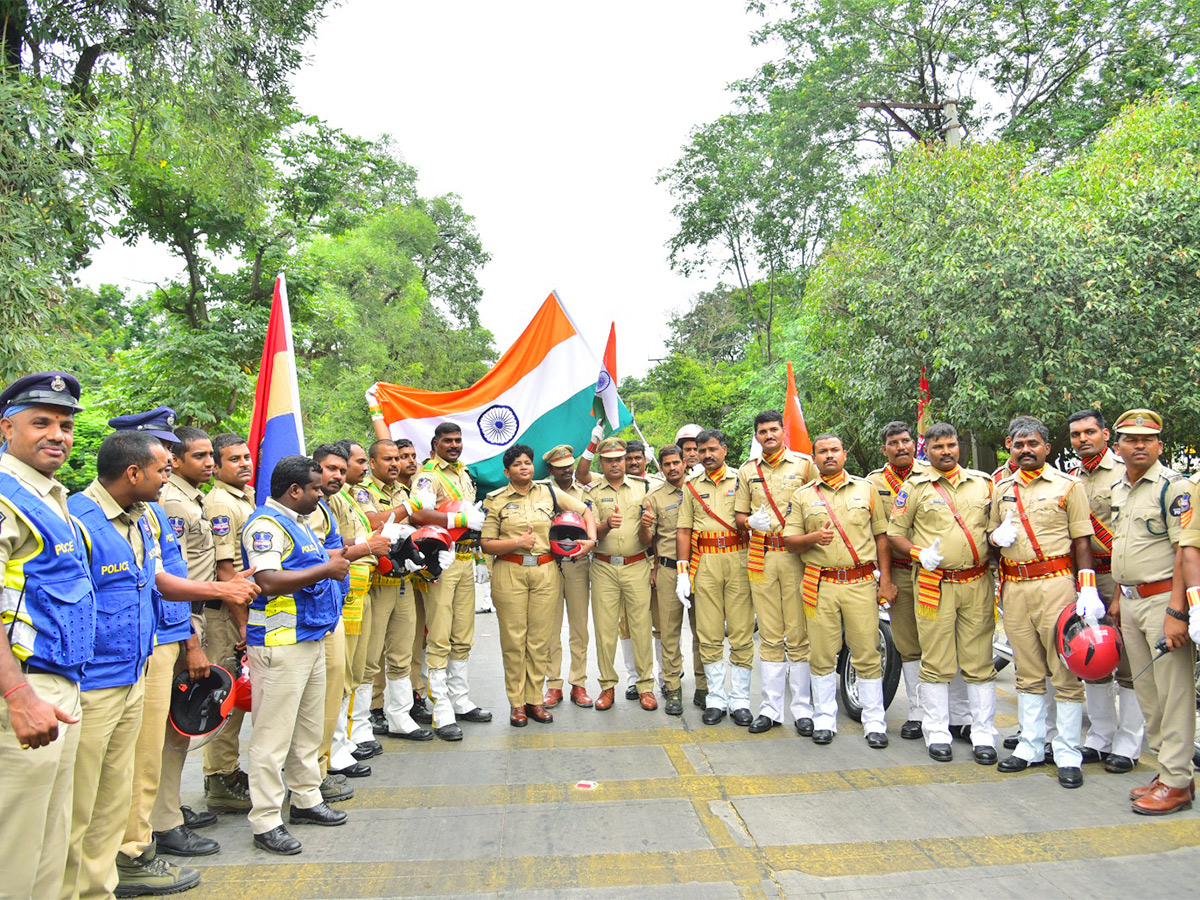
top-left (1065, 410), bottom-right (1144, 774)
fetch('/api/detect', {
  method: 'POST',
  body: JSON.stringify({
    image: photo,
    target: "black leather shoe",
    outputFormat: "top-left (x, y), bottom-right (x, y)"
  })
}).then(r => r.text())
top-left (730, 708), bottom-right (753, 727)
top-left (794, 718), bottom-right (814, 737)
top-left (411, 706), bottom-right (433, 724)
top-left (352, 740), bottom-right (382, 759)
top-left (153, 825), bottom-right (219, 857)
top-left (748, 715), bottom-right (779, 734)
top-left (974, 746), bottom-right (998, 765)
top-left (701, 707), bottom-right (726, 725)
top-left (435, 723), bottom-right (463, 741)
top-left (693, 689), bottom-right (707, 709)
top-left (866, 732), bottom-right (889, 749)
top-left (1058, 766), bottom-right (1083, 789)
top-left (812, 729), bottom-right (834, 745)
top-left (625, 685), bottom-right (639, 700)
top-left (949, 724), bottom-right (972, 745)
top-left (664, 690), bottom-right (683, 717)
top-left (388, 726), bottom-right (434, 742)
top-left (1002, 733), bottom-right (1019, 750)
top-left (998, 755), bottom-right (1044, 773)
top-left (1080, 747), bottom-right (1109, 765)
top-left (289, 802), bottom-right (347, 826)
top-left (900, 720), bottom-right (923, 740)
top-left (329, 762), bottom-right (372, 778)
top-left (928, 743), bottom-right (953, 761)
top-left (458, 707), bottom-right (492, 723)
top-left (254, 825), bottom-right (301, 855)
top-left (180, 806), bottom-right (217, 830)
top-left (1104, 754), bottom-right (1136, 774)
top-left (370, 709), bottom-right (387, 735)
top-left (1045, 742), bottom-right (1055, 763)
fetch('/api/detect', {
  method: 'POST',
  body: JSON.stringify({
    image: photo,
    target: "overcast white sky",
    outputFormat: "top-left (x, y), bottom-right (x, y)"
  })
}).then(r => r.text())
top-left (81, 1), bottom-right (773, 378)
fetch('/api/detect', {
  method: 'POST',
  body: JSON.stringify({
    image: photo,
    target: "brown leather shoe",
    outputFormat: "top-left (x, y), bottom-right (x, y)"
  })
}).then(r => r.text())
top-left (1129, 775), bottom-right (1161, 801)
top-left (639, 691), bottom-right (659, 711)
top-left (525, 703), bottom-right (553, 723)
top-left (1132, 782), bottom-right (1194, 815)
top-left (544, 688), bottom-right (563, 708)
top-left (509, 706), bottom-right (528, 727)
top-left (570, 685), bottom-right (593, 708)
top-left (594, 687), bottom-right (615, 711)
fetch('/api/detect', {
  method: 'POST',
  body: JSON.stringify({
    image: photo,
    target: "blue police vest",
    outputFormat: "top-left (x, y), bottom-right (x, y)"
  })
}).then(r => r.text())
top-left (147, 502), bottom-right (191, 643)
top-left (242, 505), bottom-right (340, 646)
top-left (69, 494), bottom-right (158, 690)
top-left (0, 472), bottom-right (96, 681)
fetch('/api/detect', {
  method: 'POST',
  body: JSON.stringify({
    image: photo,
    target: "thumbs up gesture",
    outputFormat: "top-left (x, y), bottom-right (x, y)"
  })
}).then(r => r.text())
top-left (747, 504), bottom-right (773, 533)
top-left (515, 525), bottom-right (536, 551)
top-left (640, 504), bottom-right (655, 529)
top-left (991, 510), bottom-right (1018, 548)
top-left (607, 505), bottom-right (623, 530)
top-left (918, 537), bottom-right (944, 570)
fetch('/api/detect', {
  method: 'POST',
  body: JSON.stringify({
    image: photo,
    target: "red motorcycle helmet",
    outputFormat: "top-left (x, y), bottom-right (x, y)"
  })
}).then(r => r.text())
top-left (167, 664), bottom-right (235, 751)
top-left (437, 499), bottom-right (479, 543)
top-left (549, 511), bottom-right (588, 559)
top-left (409, 525), bottom-right (455, 578)
top-left (232, 658), bottom-right (252, 713)
top-left (1055, 604), bottom-right (1123, 680)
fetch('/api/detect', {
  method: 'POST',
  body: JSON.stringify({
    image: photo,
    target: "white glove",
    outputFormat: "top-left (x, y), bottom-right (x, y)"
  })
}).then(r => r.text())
top-left (403, 558), bottom-right (423, 573)
top-left (381, 514), bottom-right (410, 542)
top-left (590, 422), bottom-right (605, 444)
top-left (465, 501), bottom-right (486, 532)
top-left (675, 564), bottom-right (691, 609)
top-left (746, 505), bottom-right (773, 533)
top-left (364, 384), bottom-right (380, 412)
top-left (474, 562), bottom-right (489, 584)
top-left (402, 488), bottom-right (437, 518)
top-left (918, 538), bottom-right (944, 571)
top-left (991, 510), bottom-right (1018, 548)
top-left (1188, 606), bottom-right (1200, 644)
top-left (688, 464), bottom-right (704, 479)
top-left (437, 549), bottom-right (455, 572)
top-left (1076, 585), bottom-right (1105, 620)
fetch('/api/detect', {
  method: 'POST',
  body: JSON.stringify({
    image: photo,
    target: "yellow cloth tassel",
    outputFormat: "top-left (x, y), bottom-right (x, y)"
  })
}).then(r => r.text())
top-left (802, 565), bottom-right (821, 617)
top-left (342, 563), bottom-right (372, 635)
top-left (916, 567), bottom-right (942, 619)
top-left (748, 532), bottom-right (767, 583)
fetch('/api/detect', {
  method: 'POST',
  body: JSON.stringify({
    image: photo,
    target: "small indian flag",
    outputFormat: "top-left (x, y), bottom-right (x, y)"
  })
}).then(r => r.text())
top-left (592, 322), bottom-right (621, 432)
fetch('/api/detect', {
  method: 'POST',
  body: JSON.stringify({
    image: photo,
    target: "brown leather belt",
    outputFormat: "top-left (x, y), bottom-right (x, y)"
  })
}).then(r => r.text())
top-left (498, 553), bottom-right (554, 567)
top-left (1000, 555), bottom-right (1073, 581)
top-left (1121, 578), bottom-right (1173, 599)
top-left (819, 562), bottom-right (877, 584)
top-left (658, 556), bottom-right (677, 567)
top-left (940, 563), bottom-right (990, 584)
top-left (696, 532), bottom-right (749, 551)
top-left (762, 534), bottom-right (787, 551)
top-left (1093, 554), bottom-right (1112, 574)
top-left (594, 551), bottom-right (648, 566)
top-left (891, 557), bottom-right (912, 570)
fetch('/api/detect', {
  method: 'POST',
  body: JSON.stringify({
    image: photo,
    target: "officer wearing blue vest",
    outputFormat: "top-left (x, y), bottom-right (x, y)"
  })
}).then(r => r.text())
top-left (241, 454), bottom-right (350, 855)
top-left (62, 431), bottom-right (170, 900)
top-left (0, 371), bottom-right (96, 900)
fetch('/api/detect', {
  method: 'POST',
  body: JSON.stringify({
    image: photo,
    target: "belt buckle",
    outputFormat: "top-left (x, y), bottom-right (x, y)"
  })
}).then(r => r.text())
top-left (1016, 563), bottom-right (1032, 579)
top-left (834, 568), bottom-right (849, 584)
top-left (521, 555), bottom-right (537, 567)
top-left (714, 535), bottom-right (727, 549)
top-left (610, 555), bottom-right (625, 566)
top-left (1121, 584), bottom-right (1135, 599)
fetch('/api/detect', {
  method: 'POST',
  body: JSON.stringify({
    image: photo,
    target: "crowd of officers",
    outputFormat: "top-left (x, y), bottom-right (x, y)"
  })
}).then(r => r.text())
top-left (3, 368), bottom-right (1199, 900)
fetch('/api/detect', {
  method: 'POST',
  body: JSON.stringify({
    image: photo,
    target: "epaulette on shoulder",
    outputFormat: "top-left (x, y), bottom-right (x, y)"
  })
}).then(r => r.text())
top-left (1161, 467), bottom-right (1184, 482)
top-left (867, 467), bottom-right (885, 477)
top-left (485, 485), bottom-right (508, 499)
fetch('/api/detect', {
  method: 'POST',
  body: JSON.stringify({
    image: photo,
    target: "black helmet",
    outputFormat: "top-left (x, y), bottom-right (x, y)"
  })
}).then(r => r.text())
top-left (167, 665), bottom-right (234, 752)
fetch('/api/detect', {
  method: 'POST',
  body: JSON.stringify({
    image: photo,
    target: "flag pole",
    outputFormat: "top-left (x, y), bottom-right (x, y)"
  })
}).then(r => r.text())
top-left (627, 411), bottom-right (659, 474)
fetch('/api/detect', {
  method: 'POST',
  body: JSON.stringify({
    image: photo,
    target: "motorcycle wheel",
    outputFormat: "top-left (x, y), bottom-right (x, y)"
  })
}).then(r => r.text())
top-left (838, 620), bottom-right (901, 723)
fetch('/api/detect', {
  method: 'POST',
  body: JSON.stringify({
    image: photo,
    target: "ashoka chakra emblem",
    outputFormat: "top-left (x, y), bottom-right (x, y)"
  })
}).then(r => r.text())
top-left (596, 369), bottom-right (612, 392)
top-left (478, 404), bottom-right (519, 446)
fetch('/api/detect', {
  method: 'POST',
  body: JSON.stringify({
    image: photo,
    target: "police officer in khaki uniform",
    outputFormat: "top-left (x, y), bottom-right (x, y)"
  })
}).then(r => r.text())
top-left (1111, 410), bottom-right (1194, 814)
top-left (1065, 409), bottom-right (1144, 773)
top-left (540, 445), bottom-right (594, 709)
top-left (990, 417), bottom-right (1093, 788)
top-left (677, 429), bottom-right (754, 725)
top-left (784, 433), bottom-right (896, 747)
top-left (411, 423), bottom-right (491, 740)
top-left (587, 438), bottom-right (656, 711)
top-left (866, 422), bottom-right (929, 740)
top-left (887, 423), bottom-right (997, 764)
top-left (482, 444), bottom-right (593, 725)
top-left (200, 432), bottom-right (256, 813)
top-left (734, 410), bottom-right (817, 735)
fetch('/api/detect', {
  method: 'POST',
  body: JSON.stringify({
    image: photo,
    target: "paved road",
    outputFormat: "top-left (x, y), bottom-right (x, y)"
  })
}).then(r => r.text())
top-left (180, 606), bottom-right (1200, 899)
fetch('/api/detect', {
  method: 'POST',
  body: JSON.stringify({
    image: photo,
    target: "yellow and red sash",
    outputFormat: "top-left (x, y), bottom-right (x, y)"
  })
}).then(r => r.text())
top-left (748, 459), bottom-right (788, 583)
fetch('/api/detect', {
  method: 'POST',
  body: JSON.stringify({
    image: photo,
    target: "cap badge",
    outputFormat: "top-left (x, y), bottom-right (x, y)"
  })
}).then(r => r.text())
top-left (166, 413), bottom-right (176, 426)
top-left (50, 376), bottom-right (66, 392)
top-left (1135, 414), bottom-right (1145, 427)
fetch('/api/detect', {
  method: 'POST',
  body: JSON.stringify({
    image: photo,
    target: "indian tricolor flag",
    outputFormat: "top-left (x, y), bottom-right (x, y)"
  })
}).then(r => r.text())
top-left (372, 291), bottom-right (633, 492)
top-left (247, 274), bottom-right (306, 500)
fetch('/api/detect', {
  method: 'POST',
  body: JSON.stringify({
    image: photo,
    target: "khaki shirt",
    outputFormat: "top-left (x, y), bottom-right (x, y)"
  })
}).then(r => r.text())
top-left (413, 456), bottom-right (476, 506)
top-left (1177, 473), bottom-right (1200, 552)
top-left (331, 489), bottom-right (372, 563)
top-left (784, 475), bottom-right (887, 568)
top-left (646, 480), bottom-right (684, 560)
top-left (347, 480), bottom-right (380, 516)
top-left (206, 480), bottom-right (256, 571)
top-left (306, 500), bottom-right (340, 545)
top-left (588, 476), bottom-right (652, 557)
top-left (1067, 450), bottom-right (1123, 557)
top-left (81, 480), bottom-right (153, 569)
top-left (734, 451), bottom-right (817, 531)
top-left (481, 481), bottom-right (586, 556)
top-left (0, 454), bottom-right (72, 571)
top-left (243, 498), bottom-right (322, 575)
top-left (989, 468), bottom-right (1092, 562)
top-left (867, 461), bottom-right (930, 519)
top-left (886, 469), bottom-right (992, 570)
top-left (366, 475), bottom-right (407, 511)
top-left (161, 472), bottom-right (216, 581)
top-left (678, 467), bottom-right (741, 534)
top-left (1111, 461), bottom-right (1188, 584)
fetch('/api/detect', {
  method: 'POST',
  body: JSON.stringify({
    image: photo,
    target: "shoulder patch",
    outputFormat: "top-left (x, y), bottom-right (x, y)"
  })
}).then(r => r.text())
top-left (1169, 493), bottom-right (1190, 516)
top-left (893, 489), bottom-right (908, 510)
top-left (354, 488), bottom-right (370, 504)
top-left (210, 515), bottom-right (230, 536)
top-left (251, 531), bottom-right (274, 552)
top-left (168, 516), bottom-right (184, 537)
top-left (486, 485), bottom-right (507, 498)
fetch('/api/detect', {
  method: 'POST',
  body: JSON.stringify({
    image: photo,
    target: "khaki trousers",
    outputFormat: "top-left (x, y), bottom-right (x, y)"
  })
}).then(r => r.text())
top-left (492, 560), bottom-right (561, 706)
top-left (246, 639), bottom-right (326, 833)
top-left (121, 640), bottom-right (179, 858)
top-left (0, 671), bottom-right (80, 900)
top-left (202, 605), bottom-right (246, 776)
top-left (592, 558), bottom-right (655, 691)
top-left (424, 556), bottom-right (476, 668)
top-left (688, 604), bottom-right (707, 690)
top-left (653, 565), bottom-right (686, 691)
top-left (150, 614), bottom-right (204, 835)
top-left (362, 581), bottom-right (415, 682)
top-left (318, 620), bottom-right (346, 777)
top-left (694, 550), bottom-right (754, 668)
top-left (914, 572), bottom-right (995, 683)
top-left (344, 594), bottom-right (371, 693)
top-left (889, 562), bottom-right (922, 662)
top-left (63, 679), bottom-right (145, 900)
top-left (749, 549), bottom-right (806, 663)
top-left (1121, 589), bottom-right (1196, 788)
top-left (412, 587), bottom-right (427, 696)
top-left (1002, 575), bottom-right (1083, 701)
top-left (809, 580), bottom-right (880, 678)
top-left (547, 556), bottom-right (590, 689)
top-left (1092, 572), bottom-right (1135, 690)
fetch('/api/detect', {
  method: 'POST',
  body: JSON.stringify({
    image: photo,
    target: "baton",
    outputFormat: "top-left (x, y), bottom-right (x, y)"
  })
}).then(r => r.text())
top-left (1131, 637), bottom-right (1170, 681)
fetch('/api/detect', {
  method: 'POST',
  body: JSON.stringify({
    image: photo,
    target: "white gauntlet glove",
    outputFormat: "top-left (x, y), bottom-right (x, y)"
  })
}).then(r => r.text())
top-left (1075, 584), bottom-right (1105, 620)
top-left (675, 562), bottom-right (691, 610)
top-left (746, 505), bottom-right (773, 533)
top-left (381, 514), bottom-right (412, 543)
top-left (917, 538), bottom-right (944, 571)
top-left (436, 549), bottom-right (455, 573)
top-left (465, 502), bottom-right (486, 532)
top-left (474, 562), bottom-right (489, 584)
top-left (402, 488), bottom-right (438, 518)
top-left (990, 510), bottom-right (1018, 548)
